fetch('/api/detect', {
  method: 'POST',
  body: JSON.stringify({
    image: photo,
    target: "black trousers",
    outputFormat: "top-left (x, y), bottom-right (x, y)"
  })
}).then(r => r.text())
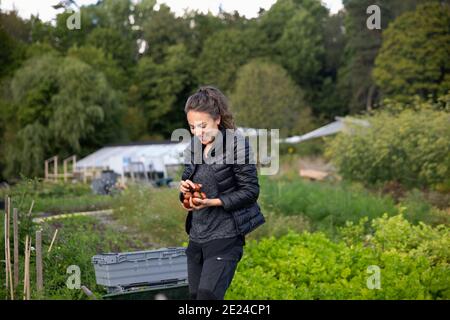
top-left (186, 235), bottom-right (244, 300)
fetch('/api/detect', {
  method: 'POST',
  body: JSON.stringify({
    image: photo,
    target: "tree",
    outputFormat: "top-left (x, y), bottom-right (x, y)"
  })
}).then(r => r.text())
top-left (195, 27), bottom-right (268, 93)
top-left (276, 7), bottom-right (326, 88)
top-left (259, 0), bottom-right (298, 44)
top-left (338, 0), bottom-right (429, 113)
top-left (86, 27), bottom-right (137, 71)
top-left (67, 45), bottom-right (126, 90)
top-left (230, 60), bottom-right (313, 137)
top-left (4, 54), bottom-right (124, 178)
top-left (182, 10), bottom-right (232, 56)
top-left (141, 4), bottom-right (190, 63)
top-left (261, 0), bottom-right (334, 118)
top-left (373, 2), bottom-right (450, 101)
top-left (130, 44), bottom-right (195, 138)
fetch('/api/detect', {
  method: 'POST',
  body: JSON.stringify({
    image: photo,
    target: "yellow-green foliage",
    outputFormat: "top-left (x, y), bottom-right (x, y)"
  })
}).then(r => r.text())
top-left (226, 214), bottom-right (449, 300)
top-left (325, 102), bottom-right (450, 189)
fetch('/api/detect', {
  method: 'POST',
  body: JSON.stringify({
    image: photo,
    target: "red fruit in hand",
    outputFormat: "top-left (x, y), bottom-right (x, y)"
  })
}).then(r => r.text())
top-left (183, 199), bottom-right (191, 209)
top-left (200, 192), bottom-right (207, 199)
top-left (193, 191), bottom-right (201, 198)
top-left (184, 192), bottom-right (192, 199)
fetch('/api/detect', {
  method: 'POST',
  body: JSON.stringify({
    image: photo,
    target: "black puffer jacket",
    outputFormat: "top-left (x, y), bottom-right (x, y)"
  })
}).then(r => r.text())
top-left (179, 128), bottom-right (265, 236)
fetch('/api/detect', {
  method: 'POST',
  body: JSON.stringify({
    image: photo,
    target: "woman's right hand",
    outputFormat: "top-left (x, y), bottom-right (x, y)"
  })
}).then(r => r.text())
top-left (180, 179), bottom-right (199, 194)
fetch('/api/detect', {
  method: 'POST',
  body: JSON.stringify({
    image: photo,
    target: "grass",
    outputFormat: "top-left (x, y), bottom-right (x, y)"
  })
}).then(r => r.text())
top-left (30, 195), bottom-right (114, 214)
top-left (258, 174), bottom-right (448, 237)
top-left (1, 179), bottom-right (115, 214)
top-left (111, 184), bottom-right (188, 247)
top-left (0, 215), bottom-right (141, 300)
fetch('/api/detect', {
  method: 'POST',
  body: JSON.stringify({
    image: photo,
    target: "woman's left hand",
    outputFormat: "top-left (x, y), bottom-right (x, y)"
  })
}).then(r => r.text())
top-left (189, 197), bottom-right (210, 210)
top-left (189, 198), bottom-right (223, 210)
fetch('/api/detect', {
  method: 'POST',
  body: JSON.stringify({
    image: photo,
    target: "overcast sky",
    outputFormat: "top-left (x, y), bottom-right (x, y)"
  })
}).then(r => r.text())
top-left (1, 0), bottom-right (343, 22)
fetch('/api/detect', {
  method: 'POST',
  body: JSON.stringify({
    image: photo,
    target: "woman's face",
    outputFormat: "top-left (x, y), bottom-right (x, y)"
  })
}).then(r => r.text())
top-left (187, 110), bottom-right (220, 145)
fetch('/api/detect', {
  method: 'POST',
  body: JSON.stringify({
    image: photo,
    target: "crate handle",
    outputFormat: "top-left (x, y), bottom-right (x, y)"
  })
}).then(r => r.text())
top-left (116, 252), bottom-right (185, 263)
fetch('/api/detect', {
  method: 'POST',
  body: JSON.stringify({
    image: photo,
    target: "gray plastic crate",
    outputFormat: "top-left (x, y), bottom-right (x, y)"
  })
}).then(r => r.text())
top-left (92, 247), bottom-right (187, 293)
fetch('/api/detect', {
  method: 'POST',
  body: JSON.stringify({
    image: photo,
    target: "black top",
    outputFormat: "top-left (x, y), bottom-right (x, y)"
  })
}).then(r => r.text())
top-left (189, 145), bottom-right (239, 243)
top-left (181, 128), bottom-right (265, 237)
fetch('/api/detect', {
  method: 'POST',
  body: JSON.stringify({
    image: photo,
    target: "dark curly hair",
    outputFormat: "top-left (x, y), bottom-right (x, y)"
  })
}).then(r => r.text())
top-left (184, 86), bottom-right (236, 130)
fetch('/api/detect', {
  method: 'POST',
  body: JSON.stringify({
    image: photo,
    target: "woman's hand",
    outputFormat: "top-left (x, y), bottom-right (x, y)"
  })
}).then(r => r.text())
top-left (180, 180), bottom-right (201, 194)
top-left (189, 198), bottom-right (223, 211)
top-left (189, 197), bottom-right (209, 210)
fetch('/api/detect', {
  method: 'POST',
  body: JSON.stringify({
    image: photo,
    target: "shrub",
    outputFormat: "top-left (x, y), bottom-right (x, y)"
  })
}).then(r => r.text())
top-left (227, 214), bottom-right (449, 299)
top-left (324, 102), bottom-right (450, 189)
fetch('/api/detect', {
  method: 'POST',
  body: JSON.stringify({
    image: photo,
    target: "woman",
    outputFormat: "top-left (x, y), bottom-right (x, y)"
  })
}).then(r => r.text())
top-left (179, 86), bottom-right (265, 300)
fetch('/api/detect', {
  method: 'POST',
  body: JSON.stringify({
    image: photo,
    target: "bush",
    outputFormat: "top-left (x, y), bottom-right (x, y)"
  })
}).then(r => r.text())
top-left (226, 214), bottom-right (449, 300)
top-left (324, 101), bottom-right (450, 189)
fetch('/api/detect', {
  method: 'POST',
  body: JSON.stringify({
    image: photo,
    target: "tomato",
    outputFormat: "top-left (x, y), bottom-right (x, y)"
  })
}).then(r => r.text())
top-left (200, 192), bottom-right (207, 199)
top-left (183, 199), bottom-right (191, 209)
top-left (184, 192), bottom-right (192, 199)
top-left (191, 183), bottom-right (201, 192)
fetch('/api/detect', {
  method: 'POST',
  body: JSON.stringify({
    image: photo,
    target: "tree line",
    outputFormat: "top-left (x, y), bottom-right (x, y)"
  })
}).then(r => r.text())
top-left (0, 0), bottom-right (448, 180)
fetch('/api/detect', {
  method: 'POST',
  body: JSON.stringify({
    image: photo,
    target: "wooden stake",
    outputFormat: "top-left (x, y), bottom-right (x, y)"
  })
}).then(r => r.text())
top-left (36, 230), bottom-right (43, 293)
top-left (81, 285), bottom-right (97, 300)
top-left (4, 196), bottom-right (8, 297)
top-left (23, 235), bottom-right (29, 300)
top-left (48, 229), bottom-right (58, 253)
top-left (28, 200), bottom-right (35, 217)
top-left (45, 159), bottom-right (48, 181)
top-left (64, 159), bottom-right (67, 182)
top-left (6, 197), bottom-right (13, 299)
top-left (54, 156), bottom-right (58, 183)
top-left (13, 208), bottom-right (19, 289)
top-left (23, 235), bottom-right (32, 300)
top-left (3, 196), bottom-right (8, 297)
top-left (27, 239), bottom-right (31, 300)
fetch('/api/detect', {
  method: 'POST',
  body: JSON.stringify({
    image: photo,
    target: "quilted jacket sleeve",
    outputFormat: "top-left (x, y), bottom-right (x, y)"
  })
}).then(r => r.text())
top-left (218, 135), bottom-right (260, 212)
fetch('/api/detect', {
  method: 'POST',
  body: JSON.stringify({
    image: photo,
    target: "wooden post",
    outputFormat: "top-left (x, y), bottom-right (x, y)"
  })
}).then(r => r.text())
top-left (23, 235), bottom-right (28, 300)
top-left (81, 285), bottom-right (97, 300)
top-left (48, 229), bottom-right (58, 253)
top-left (23, 235), bottom-right (31, 300)
top-left (4, 196), bottom-right (8, 297)
top-left (45, 160), bottom-right (48, 181)
top-left (28, 200), bottom-right (35, 217)
top-left (54, 156), bottom-right (58, 183)
top-left (64, 159), bottom-right (67, 182)
top-left (73, 156), bottom-right (77, 176)
top-left (27, 239), bottom-right (31, 300)
top-left (36, 230), bottom-right (43, 293)
top-left (13, 208), bottom-right (19, 289)
top-left (6, 197), bottom-right (13, 299)
top-left (23, 236), bottom-right (31, 300)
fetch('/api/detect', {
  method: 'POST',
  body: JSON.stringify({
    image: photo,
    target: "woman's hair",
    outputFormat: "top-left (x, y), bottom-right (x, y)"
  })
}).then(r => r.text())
top-left (184, 86), bottom-right (236, 130)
